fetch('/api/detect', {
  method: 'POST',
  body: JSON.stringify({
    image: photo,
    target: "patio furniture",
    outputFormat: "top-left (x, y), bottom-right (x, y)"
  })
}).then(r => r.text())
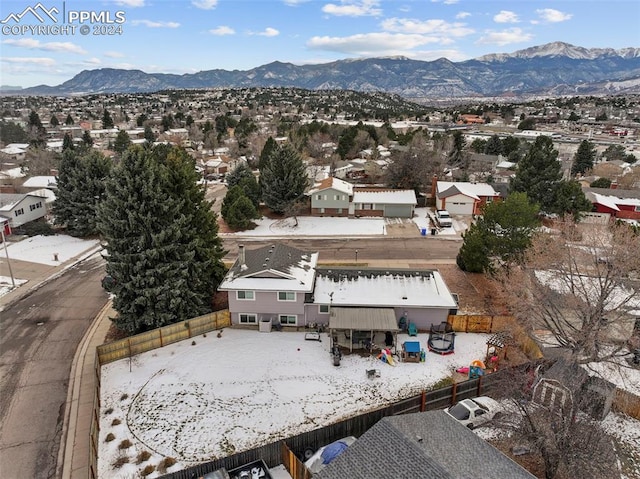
top-left (407, 322), bottom-right (418, 337)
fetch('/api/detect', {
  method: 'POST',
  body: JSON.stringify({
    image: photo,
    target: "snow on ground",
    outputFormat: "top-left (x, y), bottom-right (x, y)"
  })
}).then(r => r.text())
top-left (0, 275), bottom-right (28, 297)
top-left (3, 234), bottom-right (100, 266)
top-left (221, 208), bottom-right (466, 238)
top-left (99, 329), bottom-right (490, 478)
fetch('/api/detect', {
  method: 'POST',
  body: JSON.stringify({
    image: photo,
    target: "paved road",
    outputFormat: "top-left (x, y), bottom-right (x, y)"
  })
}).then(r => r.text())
top-left (222, 236), bottom-right (462, 263)
top-left (0, 256), bottom-right (108, 479)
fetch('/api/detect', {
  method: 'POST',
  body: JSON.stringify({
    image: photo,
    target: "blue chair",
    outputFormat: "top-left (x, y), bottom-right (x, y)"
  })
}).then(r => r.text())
top-left (408, 322), bottom-right (418, 337)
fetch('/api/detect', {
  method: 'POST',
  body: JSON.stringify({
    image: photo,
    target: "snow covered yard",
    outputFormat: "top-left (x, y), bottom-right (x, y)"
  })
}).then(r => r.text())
top-left (3, 234), bottom-right (100, 266)
top-left (99, 329), bottom-right (490, 478)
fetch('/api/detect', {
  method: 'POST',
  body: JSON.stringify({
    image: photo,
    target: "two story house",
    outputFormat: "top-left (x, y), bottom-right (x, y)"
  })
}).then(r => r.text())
top-left (218, 243), bottom-right (319, 327)
top-left (308, 177), bottom-right (353, 217)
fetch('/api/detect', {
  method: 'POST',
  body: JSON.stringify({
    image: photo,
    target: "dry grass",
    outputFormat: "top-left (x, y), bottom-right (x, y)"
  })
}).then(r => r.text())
top-left (157, 457), bottom-right (177, 473)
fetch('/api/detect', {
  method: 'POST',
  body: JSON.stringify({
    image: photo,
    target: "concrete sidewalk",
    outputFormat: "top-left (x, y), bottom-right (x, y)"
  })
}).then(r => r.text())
top-left (59, 299), bottom-right (113, 479)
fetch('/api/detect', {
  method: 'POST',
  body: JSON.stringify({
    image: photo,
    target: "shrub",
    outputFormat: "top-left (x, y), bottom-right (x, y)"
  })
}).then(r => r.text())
top-left (158, 457), bottom-right (177, 473)
top-left (136, 450), bottom-right (152, 464)
top-left (120, 393), bottom-right (128, 401)
top-left (111, 418), bottom-right (121, 426)
top-left (103, 407), bottom-right (114, 415)
top-left (105, 433), bottom-right (115, 442)
top-left (118, 439), bottom-right (132, 450)
top-left (140, 464), bottom-right (156, 477)
top-left (112, 455), bottom-right (129, 468)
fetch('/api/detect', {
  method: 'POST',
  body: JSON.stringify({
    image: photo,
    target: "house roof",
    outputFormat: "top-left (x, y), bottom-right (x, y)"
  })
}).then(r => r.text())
top-left (308, 177), bottom-right (354, 196)
top-left (352, 189), bottom-right (417, 205)
top-left (585, 191), bottom-right (640, 211)
top-left (313, 268), bottom-right (458, 309)
top-left (0, 193), bottom-right (48, 211)
top-left (315, 411), bottom-right (536, 479)
top-left (218, 243), bottom-right (318, 293)
top-left (328, 307), bottom-right (399, 331)
top-left (22, 176), bottom-right (57, 189)
top-left (437, 181), bottom-right (499, 201)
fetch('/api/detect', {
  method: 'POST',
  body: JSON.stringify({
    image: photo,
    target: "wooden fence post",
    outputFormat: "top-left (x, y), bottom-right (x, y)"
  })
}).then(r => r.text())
top-left (420, 390), bottom-right (426, 412)
top-left (451, 382), bottom-right (457, 405)
top-left (477, 374), bottom-right (483, 396)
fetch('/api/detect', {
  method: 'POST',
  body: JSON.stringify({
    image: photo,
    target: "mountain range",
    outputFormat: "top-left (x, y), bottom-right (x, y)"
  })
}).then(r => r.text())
top-left (7, 42), bottom-right (640, 99)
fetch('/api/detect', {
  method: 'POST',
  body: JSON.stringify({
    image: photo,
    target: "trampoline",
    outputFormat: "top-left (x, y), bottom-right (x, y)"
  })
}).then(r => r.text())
top-left (427, 322), bottom-right (455, 355)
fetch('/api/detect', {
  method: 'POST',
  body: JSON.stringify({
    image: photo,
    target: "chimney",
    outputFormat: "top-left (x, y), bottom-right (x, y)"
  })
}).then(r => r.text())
top-left (238, 244), bottom-right (245, 266)
top-left (610, 181), bottom-right (618, 190)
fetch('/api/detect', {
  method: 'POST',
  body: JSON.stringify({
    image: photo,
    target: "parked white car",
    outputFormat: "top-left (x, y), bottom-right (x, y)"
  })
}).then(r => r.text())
top-left (435, 209), bottom-right (453, 228)
top-left (304, 436), bottom-right (357, 474)
top-left (444, 396), bottom-right (500, 429)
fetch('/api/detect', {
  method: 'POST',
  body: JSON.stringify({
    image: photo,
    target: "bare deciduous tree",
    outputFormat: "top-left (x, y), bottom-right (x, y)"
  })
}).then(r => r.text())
top-left (503, 221), bottom-right (640, 364)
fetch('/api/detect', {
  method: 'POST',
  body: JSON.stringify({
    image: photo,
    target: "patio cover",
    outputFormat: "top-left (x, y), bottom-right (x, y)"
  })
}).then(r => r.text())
top-left (329, 307), bottom-right (400, 331)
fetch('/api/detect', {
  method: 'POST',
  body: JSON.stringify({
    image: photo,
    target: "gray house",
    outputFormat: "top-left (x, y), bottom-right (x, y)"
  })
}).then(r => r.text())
top-left (315, 410), bottom-right (536, 479)
top-left (352, 189), bottom-right (417, 218)
top-left (308, 177), bottom-right (353, 217)
top-left (0, 193), bottom-right (48, 230)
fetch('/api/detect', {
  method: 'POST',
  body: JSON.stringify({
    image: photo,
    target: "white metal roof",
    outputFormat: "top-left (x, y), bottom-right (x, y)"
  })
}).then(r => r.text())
top-left (352, 189), bottom-right (417, 205)
top-left (437, 181), bottom-right (498, 200)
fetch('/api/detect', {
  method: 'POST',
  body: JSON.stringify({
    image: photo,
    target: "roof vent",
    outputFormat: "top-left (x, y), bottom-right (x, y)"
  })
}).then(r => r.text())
top-left (402, 296), bottom-right (407, 300)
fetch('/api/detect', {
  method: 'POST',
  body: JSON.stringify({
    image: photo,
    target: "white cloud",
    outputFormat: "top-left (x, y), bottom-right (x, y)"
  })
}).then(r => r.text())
top-left (1, 57), bottom-right (56, 66)
top-left (381, 18), bottom-right (474, 38)
top-left (322, 0), bottom-right (382, 17)
top-left (536, 8), bottom-right (573, 23)
top-left (104, 51), bottom-right (125, 58)
top-left (2, 38), bottom-right (87, 54)
top-left (255, 27), bottom-right (280, 37)
top-left (191, 0), bottom-right (218, 9)
top-left (443, 0), bottom-right (459, 4)
top-left (455, 11), bottom-right (470, 19)
top-left (477, 27), bottom-right (533, 46)
top-left (131, 20), bottom-right (180, 28)
top-left (113, 0), bottom-right (145, 6)
top-left (209, 26), bottom-right (235, 36)
top-left (307, 32), bottom-right (442, 56)
top-left (494, 10), bottom-right (519, 23)
top-left (283, 0), bottom-right (310, 5)
top-left (83, 57), bottom-right (102, 65)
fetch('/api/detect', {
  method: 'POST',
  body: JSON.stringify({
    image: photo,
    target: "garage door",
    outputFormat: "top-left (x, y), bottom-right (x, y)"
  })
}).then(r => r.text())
top-left (445, 200), bottom-right (473, 215)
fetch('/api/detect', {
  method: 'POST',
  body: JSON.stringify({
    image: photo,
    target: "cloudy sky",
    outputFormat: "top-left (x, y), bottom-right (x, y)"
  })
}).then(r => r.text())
top-left (1, 0), bottom-right (639, 88)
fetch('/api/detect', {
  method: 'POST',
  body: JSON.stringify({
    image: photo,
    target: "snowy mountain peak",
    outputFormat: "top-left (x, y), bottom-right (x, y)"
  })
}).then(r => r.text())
top-left (476, 42), bottom-right (639, 62)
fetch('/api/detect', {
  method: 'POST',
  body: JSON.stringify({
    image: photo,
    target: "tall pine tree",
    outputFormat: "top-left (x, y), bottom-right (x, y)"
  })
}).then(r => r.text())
top-left (510, 136), bottom-right (562, 212)
top-left (571, 139), bottom-right (596, 176)
top-left (53, 149), bottom-right (112, 237)
top-left (260, 143), bottom-right (308, 215)
top-left (98, 145), bottom-right (225, 333)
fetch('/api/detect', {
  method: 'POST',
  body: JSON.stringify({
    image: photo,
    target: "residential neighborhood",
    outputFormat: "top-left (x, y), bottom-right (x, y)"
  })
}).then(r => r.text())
top-left (1, 88), bottom-right (639, 479)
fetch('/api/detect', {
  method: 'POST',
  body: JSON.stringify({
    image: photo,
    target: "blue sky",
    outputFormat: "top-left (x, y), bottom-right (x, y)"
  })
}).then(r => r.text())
top-left (1, 0), bottom-right (639, 88)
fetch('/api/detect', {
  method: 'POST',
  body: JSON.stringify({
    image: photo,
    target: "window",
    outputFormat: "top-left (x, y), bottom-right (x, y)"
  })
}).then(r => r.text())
top-left (279, 315), bottom-right (297, 325)
top-left (29, 202), bottom-right (42, 211)
top-left (363, 203), bottom-right (373, 210)
top-left (239, 313), bottom-right (257, 324)
top-left (320, 207), bottom-right (325, 213)
top-left (635, 205), bottom-right (640, 212)
top-left (236, 290), bottom-right (254, 300)
top-left (486, 197), bottom-right (493, 203)
top-left (319, 304), bottom-right (329, 314)
top-left (323, 194), bottom-right (327, 200)
top-left (316, 194), bottom-right (322, 201)
top-left (334, 194), bottom-right (340, 201)
top-left (14, 208), bottom-right (24, 217)
top-left (278, 291), bottom-right (295, 301)
top-left (337, 208), bottom-right (342, 214)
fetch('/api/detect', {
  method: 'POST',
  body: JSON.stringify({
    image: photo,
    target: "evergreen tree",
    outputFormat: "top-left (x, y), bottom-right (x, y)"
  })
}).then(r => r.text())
top-left (510, 136), bottom-right (562, 212)
top-left (144, 125), bottom-right (156, 144)
top-left (456, 224), bottom-right (490, 273)
top-left (484, 135), bottom-right (503, 156)
top-left (553, 180), bottom-right (593, 219)
top-left (259, 136), bottom-right (278, 171)
top-left (457, 192), bottom-right (540, 273)
top-left (62, 132), bottom-right (74, 151)
top-left (517, 117), bottom-right (536, 130)
top-left (226, 163), bottom-right (261, 207)
top-left (50, 115), bottom-right (59, 127)
top-left (27, 110), bottom-right (46, 147)
top-left (113, 130), bottom-right (132, 154)
top-left (0, 121), bottom-right (27, 144)
top-left (54, 149), bottom-right (112, 236)
top-left (448, 130), bottom-right (466, 165)
top-left (82, 130), bottom-right (94, 147)
top-left (590, 177), bottom-right (611, 188)
top-left (98, 146), bottom-right (225, 333)
top-left (102, 109), bottom-right (114, 129)
top-left (260, 144), bottom-right (308, 214)
top-left (225, 195), bottom-right (259, 230)
top-left (65, 113), bottom-right (74, 125)
top-left (470, 138), bottom-right (487, 153)
top-left (571, 140), bottom-right (596, 176)
top-left (136, 114), bottom-right (148, 127)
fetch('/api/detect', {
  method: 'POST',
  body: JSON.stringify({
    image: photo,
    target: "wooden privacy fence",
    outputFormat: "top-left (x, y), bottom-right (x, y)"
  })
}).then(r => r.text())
top-left (613, 388), bottom-right (640, 420)
top-left (97, 310), bottom-right (230, 365)
top-left (447, 314), bottom-right (543, 360)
